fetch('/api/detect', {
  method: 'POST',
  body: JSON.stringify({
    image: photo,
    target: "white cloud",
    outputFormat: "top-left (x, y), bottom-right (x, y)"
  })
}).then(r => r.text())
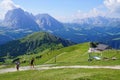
top-left (55, 15), bottom-right (74, 22)
top-left (104, 0), bottom-right (120, 13)
top-left (0, 0), bottom-right (20, 19)
top-left (57, 0), bottom-right (120, 22)
top-left (71, 6), bottom-right (106, 20)
top-left (55, 7), bottom-right (107, 22)
top-left (68, 0), bottom-right (120, 21)
top-left (46, 0), bottom-right (120, 22)
top-left (0, 0), bottom-right (19, 10)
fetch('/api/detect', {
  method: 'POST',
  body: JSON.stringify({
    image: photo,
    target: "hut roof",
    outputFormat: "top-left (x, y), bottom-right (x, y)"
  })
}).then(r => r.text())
top-left (96, 44), bottom-right (110, 51)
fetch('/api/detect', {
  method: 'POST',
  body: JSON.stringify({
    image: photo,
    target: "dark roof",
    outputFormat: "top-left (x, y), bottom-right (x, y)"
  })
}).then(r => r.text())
top-left (96, 44), bottom-right (110, 51)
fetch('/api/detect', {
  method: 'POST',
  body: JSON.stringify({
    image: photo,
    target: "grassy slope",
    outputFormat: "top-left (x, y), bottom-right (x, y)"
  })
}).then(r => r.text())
top-left (17, 42), bottom-right (120, 66)
top-left (45, 43), bottom-right (120, 66)
top-left (0, 68), bottom-right (120, 80)
top-left (0, 43), bottom-right (120, 80)
top-left (45, 42), bottom-right (89, 64)
top-left (18, 42), bottom-right (89, 66)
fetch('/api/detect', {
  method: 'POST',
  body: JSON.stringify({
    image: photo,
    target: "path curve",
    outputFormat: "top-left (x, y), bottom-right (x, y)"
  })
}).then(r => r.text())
top-left (0, 65), bottom-right (120, 74)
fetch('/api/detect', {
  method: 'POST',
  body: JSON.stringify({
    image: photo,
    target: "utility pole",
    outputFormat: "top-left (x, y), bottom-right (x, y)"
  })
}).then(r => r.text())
top-left (51, 47), bottom-right (56, 63)
top-left (55, 54), bottom-right (56, 63)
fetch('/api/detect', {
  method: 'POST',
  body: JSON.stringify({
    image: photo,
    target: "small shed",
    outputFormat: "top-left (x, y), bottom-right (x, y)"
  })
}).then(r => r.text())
top-left (96, 44), bottom-right (111, 51)
top-left (88, 42), bottom-right (111, 53)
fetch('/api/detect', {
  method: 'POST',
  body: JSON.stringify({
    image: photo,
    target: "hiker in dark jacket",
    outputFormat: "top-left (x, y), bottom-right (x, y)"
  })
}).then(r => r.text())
top-left (30, 58), bottom-right (35, 68)
top-left (15, 60), bottom-right (20, 71)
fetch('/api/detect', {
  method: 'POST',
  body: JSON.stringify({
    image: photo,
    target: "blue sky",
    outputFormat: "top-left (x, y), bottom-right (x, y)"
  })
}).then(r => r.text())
top-left (13, 0), bottom-right (103, 14)
top-left (0, 0), bottom-right (120, 22)
top-left (12, 0), bottom-right (103, 21)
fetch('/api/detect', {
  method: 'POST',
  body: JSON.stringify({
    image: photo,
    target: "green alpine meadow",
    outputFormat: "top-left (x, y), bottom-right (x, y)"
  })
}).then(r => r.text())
top-left (0, 34), bottom-right (120, 80)
top-left (0, 0), bottom-right (120, 80)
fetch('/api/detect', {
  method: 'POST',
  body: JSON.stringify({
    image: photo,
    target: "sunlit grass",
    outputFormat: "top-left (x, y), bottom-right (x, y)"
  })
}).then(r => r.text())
top-left (0, 68), bottom-right (120, 80)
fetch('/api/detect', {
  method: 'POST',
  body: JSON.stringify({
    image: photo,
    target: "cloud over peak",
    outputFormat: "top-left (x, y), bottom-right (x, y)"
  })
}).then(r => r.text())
top-left (0, 0), bottom-right (19, 10)
top-left (0, 0), bottom-right (20, 19)
top-left (104, 0), bottom-right (120, 13)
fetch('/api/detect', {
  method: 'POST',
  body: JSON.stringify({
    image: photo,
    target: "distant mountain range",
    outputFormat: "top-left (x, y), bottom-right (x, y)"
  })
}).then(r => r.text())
top-left (73, 16), bottom-right (120, 27)
top-left (0, 8), bottom-right (120, 49)
top-left (0, 32), bottom-right (74, 57)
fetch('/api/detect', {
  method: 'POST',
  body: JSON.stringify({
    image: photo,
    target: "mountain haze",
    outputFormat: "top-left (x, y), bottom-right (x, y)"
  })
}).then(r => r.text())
top-left (0, 8), bottom-right (120, 48)
top-left (73, 16), bottom-right (120, 27)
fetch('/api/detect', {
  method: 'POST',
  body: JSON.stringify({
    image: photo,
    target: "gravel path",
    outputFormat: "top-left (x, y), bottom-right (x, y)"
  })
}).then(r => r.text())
top-left (0, 65), bottom-right (120, 74)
